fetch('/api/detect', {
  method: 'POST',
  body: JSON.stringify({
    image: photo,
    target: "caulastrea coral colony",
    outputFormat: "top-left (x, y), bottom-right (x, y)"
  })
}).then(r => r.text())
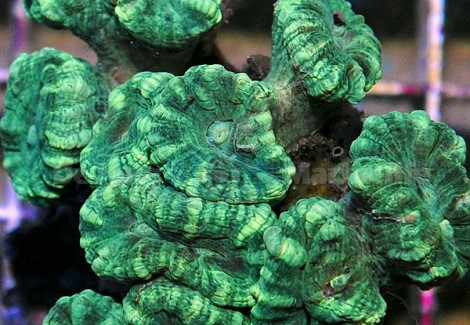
top-left (0, 0), bottom-right (469, 324)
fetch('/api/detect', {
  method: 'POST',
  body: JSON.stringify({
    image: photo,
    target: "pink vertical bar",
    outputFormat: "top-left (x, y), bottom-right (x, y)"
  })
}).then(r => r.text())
top-left (0, 181), bottom-right (22, 232)
top-left (10, 0), bottom-right (29, 61)
top-left (420, 288), bottom-right (435, 325)
top-left (0, 68), bottom-right (8, 84)
top-left (1, 1), bottom-right (30, 229)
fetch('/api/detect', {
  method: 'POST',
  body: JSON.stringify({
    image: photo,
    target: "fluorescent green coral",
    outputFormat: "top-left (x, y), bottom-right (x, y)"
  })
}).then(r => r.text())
top-left (253, 197), bottom-right (386, 324)
top-left (7, 1), bottom-right (469, 324)
top-left (79, 173), bottom-right (387, 323)
top-left (135, 65), bottom-right (295, 203)
top-left (268, 0), bottom-right (382, 104)
top-left (80, 171), bottom-right (273, 307)
top-left (0, 48), bottom-right (109, 205)
top-left (81, 65), bottom-right (295, 202)
top-left (124, 279), bottom-right (250, 325)
top-left (115, 0), bottom-right (223, 48)
top-left (80, 72), bottom-right (173, 186)
top-left (43, 290), bottom-right (126, 325)
top-left (349, 110), bottom-right (470, 285)
top-left (24, 0), bottom-right (222, 78)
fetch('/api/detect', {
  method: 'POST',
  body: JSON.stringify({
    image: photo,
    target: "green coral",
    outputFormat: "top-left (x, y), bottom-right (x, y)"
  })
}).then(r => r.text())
top-left (349, 110), bottom-right (470, 285)
top-left (253, 197), bottom-right (386, 324)
top-left (135, 65), bottom-right (295, 203)
top-left (2, 0), bottom-right (469, 324)
top-left (0, 48), bottom-right (109, 205)
top-left (81, 65), bottom-right (295, 203)
top-left (80, 171), bottom-right (271, 306)
top-left (24, 0), bottom-right (223, 79)
top-left (80, 71), bottom-right (173, 186)
top-left (79, 170), bottom-right (389, 323)
top-left (43, 290), bottom-right (126, 325)
top-left (123, 279), bottom-right (250, 325)
top-left (80, 125), bottom-right (392, 324)
top-left (267, 0), bottom-right (382, 104)
top-left (114, 0), bottom-right (223, 48)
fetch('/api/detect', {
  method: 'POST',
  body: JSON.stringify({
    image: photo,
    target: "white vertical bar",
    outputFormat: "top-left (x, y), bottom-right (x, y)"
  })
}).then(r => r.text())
top-left (416, 0), bottom-right (430, 84)
top-left (425, 0), bottom-right (446, 122)
top-left (419, 1), bottom-right (446, 324)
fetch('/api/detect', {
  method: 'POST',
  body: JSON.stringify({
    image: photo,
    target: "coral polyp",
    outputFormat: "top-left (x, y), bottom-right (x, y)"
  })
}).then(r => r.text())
top-left (267, 0), bottom-right (382, 104)
top-left (43, 290), bottom-right (126, 325)
top-left (114, 0), bottom-right (223, 48)
top-left (0, 48), bottom-right (110, 205)
top-left (81, 65), bottom-right (295, 203)
top-left (349, 110), bottom-right (470, 285)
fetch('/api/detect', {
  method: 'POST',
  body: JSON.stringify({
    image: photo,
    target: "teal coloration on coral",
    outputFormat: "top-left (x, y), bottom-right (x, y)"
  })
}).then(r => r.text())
top-left (349, 110), bottom-right (470, 285)
top-left (0, 48), bottom-right (110, 205)
top-left (43, 289), bottom-right (126, 325)
top-left (268, 0), bottom-right (382, 104)
top-left (24, 0), bottom-right (223, 78)
top-left (115, 0), bottom-right (223, 48)
top-left (134, 65), bottom-right (295, 204)
top-left (82, 65), bottom-right (295, 203)
top-left (80, 72), bottom-right (173, 186)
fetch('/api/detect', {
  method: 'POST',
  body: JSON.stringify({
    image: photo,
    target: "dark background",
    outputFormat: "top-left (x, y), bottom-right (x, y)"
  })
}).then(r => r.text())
top-left (225, 0), bottom-right (470, 38)
top-left (2, 0), bottom-right (470, 38)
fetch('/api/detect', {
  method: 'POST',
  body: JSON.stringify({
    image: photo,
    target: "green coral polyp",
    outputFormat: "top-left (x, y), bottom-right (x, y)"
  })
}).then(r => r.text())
top-left (131, 65), bottom-right (295, 204)
top-left (80, 71), bottom-right (173, 186)
top-left (349, 110), bottom-right (470, 284)
top-left (0, 48), bottom-right (109, 205)
top-left (268, 0), bottom-right (382, 104)
top-left (43, 290), bottom-right (126, 325)
top-left (114, 0), bottom-right (223, 48)
top-left (82, 65), bottom-right (295, 203)
top-left (207, 120), bottom-right (235, 147)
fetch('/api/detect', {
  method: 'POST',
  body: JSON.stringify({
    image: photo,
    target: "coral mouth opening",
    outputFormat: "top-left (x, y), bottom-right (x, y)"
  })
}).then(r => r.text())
top-left (333, 13), bottom-right (346, 27)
